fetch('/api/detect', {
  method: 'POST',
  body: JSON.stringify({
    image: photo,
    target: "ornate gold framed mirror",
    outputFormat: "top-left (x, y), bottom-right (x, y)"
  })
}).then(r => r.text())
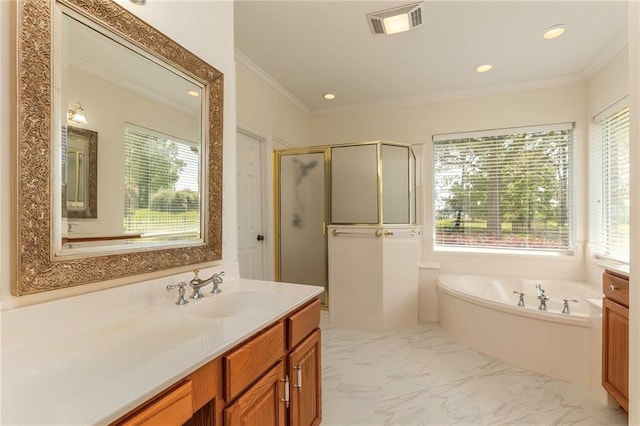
top-left (14, 0), bottom-right (223, 296)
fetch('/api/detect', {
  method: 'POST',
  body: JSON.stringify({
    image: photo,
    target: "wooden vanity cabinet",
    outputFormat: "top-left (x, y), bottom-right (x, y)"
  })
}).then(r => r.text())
top-left (224, 361), bottom-right (287, 426)
top-left (113, 297), bottom-right (322, 426)
top-left (113, 357), bottom-right (223, 426)
top-left (224, 297), bottom-right (322, 426)
top-left (118, 380), bottom-right (194, 426)
top-left (288, 329), bottom-right (321, 426)
top-left (602, 270), bottom-right (629, 412)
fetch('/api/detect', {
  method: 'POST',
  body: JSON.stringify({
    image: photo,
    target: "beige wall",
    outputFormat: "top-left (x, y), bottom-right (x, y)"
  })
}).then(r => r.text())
top-left (236, 64), bottom-right (309, 147)
top-left (587, 47), bottom-right (629, 117)
top-left (311, 83), bottom-right (590, 281)
top-left (1, 0), bottom-right (237, 308)
top-left (235, 61), bottom-right (312, 280)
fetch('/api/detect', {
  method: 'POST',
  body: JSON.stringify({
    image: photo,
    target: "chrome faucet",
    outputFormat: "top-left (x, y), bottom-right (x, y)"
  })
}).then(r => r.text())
top-left (189, 269), bottom-right (225, 299)
top-left (561, 298), bottom-right (579, 314)
top-left (166, 282), bottom-right (189, 305)
top-left (210, 271), bottom-right (225, 294)
top-left (536, 283), bottom-right (550, 311)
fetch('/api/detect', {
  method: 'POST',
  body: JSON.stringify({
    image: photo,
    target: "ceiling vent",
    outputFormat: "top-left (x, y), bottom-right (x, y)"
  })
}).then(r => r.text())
top-left (367, 2), bottom-right (424, 35)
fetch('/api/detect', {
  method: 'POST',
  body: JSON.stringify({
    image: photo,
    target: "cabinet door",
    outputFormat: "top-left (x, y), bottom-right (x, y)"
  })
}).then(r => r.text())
top-left (602, 298), bottom-right (629, 412)
top-left (224, 361), bottom-right (286, 426)
top-left (288, 329), bottom-right (321, 426)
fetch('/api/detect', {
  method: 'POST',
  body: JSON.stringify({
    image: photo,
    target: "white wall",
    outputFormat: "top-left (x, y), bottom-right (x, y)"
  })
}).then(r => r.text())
top-left (310, 83), bottom-right (590, 282)
top-left (0, 0), bottom-right (237, 308)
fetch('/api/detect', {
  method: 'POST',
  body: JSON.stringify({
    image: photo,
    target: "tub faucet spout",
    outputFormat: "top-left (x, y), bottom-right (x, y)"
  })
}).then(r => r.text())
top-left (536, 284), bottom-right (550, 310)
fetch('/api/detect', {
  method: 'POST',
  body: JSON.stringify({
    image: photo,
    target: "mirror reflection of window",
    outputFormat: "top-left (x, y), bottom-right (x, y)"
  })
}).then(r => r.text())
top-left (123, 125), bottom-right (201, 240)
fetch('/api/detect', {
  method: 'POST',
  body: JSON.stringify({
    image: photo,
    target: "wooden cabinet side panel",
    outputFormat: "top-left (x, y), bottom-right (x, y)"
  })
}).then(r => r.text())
top-left (602, 298), bottom-right (629, 412)
top-left (224, 322), bottom-right (285, 402)
top-left (118, 381), bottom-right (193, 426)
top-left (188, 357), bottom-right (222, 412)
top-left (224, 362), bottom-right (286, 426)
top-left (289, 329), bottom-right (322, 426)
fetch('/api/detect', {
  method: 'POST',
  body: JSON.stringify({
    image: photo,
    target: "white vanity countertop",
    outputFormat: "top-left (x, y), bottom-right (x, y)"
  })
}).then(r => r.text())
top-left (1, 272), bottom-right (323, 425)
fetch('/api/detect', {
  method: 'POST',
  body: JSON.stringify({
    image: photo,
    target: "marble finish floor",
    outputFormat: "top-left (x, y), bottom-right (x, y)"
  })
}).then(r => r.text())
top-left (320, 317), bottom-right (627, 425)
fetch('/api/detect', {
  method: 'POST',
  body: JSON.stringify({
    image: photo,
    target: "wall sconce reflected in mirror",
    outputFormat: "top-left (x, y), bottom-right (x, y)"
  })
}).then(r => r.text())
top-left (67, 102), bottom-right (88, 124)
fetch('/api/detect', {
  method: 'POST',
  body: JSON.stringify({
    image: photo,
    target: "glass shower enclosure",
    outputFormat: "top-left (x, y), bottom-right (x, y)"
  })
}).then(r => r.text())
top-left (275, 148), bottom-right (329, 304)
top-left (275, 141), bottom-right (416, 307)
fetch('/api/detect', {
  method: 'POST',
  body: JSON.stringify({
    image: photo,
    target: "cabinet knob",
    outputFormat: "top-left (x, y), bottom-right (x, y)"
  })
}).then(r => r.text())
top-left (609, 285), bottom-right (616, 292)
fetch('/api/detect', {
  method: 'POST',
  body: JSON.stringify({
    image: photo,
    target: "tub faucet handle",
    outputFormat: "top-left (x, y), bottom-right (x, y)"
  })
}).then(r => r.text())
top-left (561, 298), bottom-right (579, 314)
top-left (512, 291), bottom-right (525, 307)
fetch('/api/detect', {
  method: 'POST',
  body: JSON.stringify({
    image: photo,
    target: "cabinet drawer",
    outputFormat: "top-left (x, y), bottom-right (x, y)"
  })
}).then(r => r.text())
top-left (118, 380), bottom-right (193, 426)
top-left (287, 298), bottom-right (321, 350)
top-left (603, 272), bottom-right (629, 308)
top-left (224, 322), bottom-right (285, 401)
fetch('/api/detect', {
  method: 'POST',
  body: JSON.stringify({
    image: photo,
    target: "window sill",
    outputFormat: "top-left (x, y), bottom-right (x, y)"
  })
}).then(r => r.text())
top-left (431, 245), bottom-right (578, 261)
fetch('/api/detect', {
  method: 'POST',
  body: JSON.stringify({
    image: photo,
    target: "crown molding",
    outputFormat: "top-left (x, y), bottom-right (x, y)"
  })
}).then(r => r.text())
top-left (310, 74), bottom-right (586, 118)
top-left (235, 48), bottom-right (311, 116)
top-left (581, 26), bottom-right (628, 81)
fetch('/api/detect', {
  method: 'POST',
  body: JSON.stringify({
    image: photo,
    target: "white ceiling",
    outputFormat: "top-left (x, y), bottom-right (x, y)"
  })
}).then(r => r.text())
top-left (234, 1), bottom-right (628, 115)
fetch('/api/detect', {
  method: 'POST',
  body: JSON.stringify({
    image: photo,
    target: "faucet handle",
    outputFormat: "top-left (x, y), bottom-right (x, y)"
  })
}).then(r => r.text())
top-left (561, 298), bottom-right (578, 314)
top-left (166, 282), bottom-right (189, 305)
top-left (193, 269), bottom-right (200, 278)
top-left (512, 291), bottom-right (525, 307)
top-left (211, 271), bottom-right (225, 294)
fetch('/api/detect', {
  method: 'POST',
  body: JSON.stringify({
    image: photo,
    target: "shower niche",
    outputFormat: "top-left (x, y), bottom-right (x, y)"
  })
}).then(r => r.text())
top-left (276, 141), bottom-right (418, 321)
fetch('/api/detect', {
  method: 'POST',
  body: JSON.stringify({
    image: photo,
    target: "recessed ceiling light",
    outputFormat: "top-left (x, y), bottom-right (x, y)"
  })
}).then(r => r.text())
top-left (475, 64), bottom-right (493, 73)
top-left (543, 25), bottom-right (565, 40)
top-left (323, 93), bottom-right (336, 100)
top-left (187, 89), bottom-right (200, 97)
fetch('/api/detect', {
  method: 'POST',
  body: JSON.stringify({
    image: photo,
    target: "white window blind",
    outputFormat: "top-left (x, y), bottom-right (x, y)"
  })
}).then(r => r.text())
top-left (124, 125), bottom-right (201, 237)
top-left (590, 102), bottom-right (629, 263)
top-left (433, 124), bottom-right (573, 252)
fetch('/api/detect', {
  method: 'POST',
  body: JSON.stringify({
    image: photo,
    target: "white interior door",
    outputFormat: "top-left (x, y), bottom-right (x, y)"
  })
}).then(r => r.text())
top-left (237, 131), bottom-right (264, 279)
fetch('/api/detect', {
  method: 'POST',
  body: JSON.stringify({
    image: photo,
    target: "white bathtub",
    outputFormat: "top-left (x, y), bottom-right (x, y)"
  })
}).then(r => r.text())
top-left (437, 273), bottom-right (601, 385)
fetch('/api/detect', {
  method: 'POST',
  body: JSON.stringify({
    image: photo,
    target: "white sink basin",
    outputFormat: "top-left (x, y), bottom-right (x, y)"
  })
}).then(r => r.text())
top-left (186, 290), bottom-right (278, 319)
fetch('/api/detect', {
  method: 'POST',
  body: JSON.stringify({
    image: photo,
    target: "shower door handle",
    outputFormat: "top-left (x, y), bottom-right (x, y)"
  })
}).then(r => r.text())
top-left (257, 234), bottom-right (265, 242)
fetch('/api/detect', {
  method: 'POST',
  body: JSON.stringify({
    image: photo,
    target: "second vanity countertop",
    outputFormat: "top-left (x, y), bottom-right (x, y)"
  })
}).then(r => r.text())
top-left (1, 270), bottom-right (323, 425)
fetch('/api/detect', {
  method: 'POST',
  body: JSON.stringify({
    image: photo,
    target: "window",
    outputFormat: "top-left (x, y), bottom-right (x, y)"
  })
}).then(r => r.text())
top-left (124, 125), bottom-right (201, 238)
top-left (433, 123), bottom-right (573, 252)
top-left (590, 100), bottom-right (629, 263)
